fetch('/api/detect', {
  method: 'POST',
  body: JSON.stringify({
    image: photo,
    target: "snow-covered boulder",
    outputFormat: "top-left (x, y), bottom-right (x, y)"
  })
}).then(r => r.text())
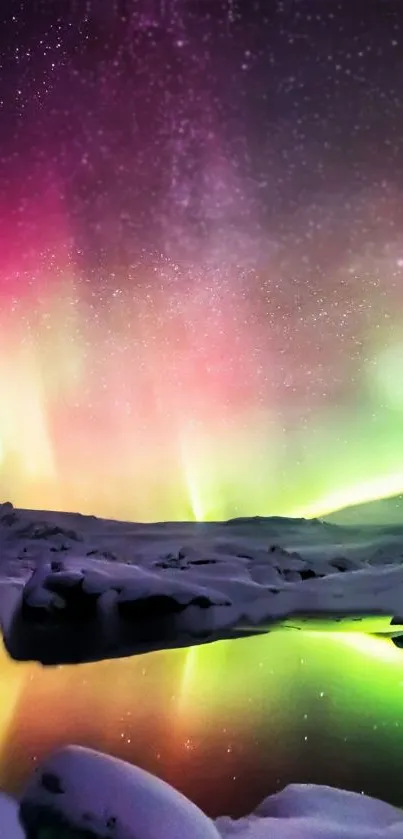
top-left (19, 745), bottom-right (221, 839)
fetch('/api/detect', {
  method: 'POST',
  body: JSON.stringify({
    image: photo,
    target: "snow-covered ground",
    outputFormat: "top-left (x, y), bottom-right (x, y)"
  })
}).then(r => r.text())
top-left (0, 499), bottom-right (403, 664)
top-left (5, 745), bottom-right (401, 839)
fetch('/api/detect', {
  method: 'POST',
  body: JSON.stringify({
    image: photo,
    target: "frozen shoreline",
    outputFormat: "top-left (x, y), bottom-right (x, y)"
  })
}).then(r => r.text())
top-left (0, 500), bottom-right (403, 664)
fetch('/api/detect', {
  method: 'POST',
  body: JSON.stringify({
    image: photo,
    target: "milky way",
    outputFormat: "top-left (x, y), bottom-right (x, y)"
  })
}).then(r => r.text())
top-left (1, 0), bottom-right (403, 521)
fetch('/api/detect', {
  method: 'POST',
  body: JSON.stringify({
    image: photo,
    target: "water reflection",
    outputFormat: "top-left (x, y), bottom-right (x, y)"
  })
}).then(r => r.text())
top-left (1, 631), bottom-right (403, 818)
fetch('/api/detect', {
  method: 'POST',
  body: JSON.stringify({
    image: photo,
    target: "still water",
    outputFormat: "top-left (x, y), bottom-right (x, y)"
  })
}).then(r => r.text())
top-left (0, 630), bottom-right (402, 818)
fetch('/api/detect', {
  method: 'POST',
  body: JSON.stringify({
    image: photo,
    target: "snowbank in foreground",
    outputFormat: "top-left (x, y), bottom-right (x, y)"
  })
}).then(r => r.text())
top-left (217, 784), bottom-right (403, 837)
top-left (20, 745), bottom-right (220, 839)
top-left (18, 746), bottom-right (403, 839)
top-left (1, 500), bottom-right (403, 665)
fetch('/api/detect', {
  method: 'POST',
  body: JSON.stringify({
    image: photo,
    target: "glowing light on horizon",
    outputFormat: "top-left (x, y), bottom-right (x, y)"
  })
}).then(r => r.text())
top-left (0, 270), bottom-right (401, 525)
top-left (294, 474), bottom-right (403, 520)
top-left (3, 281), bottom-right (403, 523)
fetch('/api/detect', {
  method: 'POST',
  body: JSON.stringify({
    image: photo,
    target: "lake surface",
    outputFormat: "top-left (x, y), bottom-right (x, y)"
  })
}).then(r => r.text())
top-left (0, 629), bottom-right (402, 818)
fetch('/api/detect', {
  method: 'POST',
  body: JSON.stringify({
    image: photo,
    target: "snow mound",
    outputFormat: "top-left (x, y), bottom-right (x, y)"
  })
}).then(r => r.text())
top-left (216, 784), bottom-right (403, 838)
top-left (20, 745), bottom-right (221, 839)
top-left (1, 500), bottom-right (403, 663)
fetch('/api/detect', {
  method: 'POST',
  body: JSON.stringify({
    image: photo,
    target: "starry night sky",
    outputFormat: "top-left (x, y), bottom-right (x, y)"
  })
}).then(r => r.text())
top-left (1, 0), bottom-right (403, 520)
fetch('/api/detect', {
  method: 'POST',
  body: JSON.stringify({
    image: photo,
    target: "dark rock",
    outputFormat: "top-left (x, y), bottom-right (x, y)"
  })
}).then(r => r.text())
top-left (41, 773), bottom-right (65, 795)
top-left (17, 522), bottom-right (82, 542)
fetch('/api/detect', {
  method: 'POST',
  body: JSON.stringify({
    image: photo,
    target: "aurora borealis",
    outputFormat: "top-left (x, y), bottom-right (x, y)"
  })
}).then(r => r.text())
top-left (0, 1), bottom-right (403, 521)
